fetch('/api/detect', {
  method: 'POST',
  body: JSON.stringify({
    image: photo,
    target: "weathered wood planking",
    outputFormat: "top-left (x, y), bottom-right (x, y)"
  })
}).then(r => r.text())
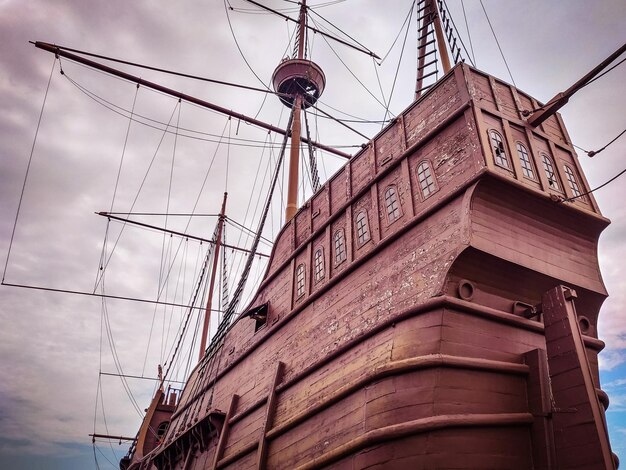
top-left (140, 63), bottom-right (614, 470)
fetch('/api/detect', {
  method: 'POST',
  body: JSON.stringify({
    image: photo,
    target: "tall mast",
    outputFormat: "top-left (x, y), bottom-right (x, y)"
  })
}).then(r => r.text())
top-left (198, 192), bottom-right (227, 361)
top-left (415, 0), bottom-right (451, 99)
top-left (285, 0), bottom-right (306, 222)
top-left (285, 1), bottom-right (308, 221)
top-left (432, 0), bottom-right (451, 74)
top-left (272, 0), bottom-right (326, 222)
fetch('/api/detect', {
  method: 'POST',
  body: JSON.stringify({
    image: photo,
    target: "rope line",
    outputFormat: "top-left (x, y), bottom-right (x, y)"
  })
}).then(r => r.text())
top-left (560, 167), bottom-right (626, 202)
top-left (61, 69), bottom-right (361, 149)
top-left (303, 109), bottom-right (320, 192)
top-left (309, 15), bottom-right (391, 114)
top-left (382, 0), bottom-right (414, 127)
top-left (460, 0), bottom-right (476, 65)
top-left (3, 57), bottom-right (56, 282)
top-left (93, 99), bottom-right (182, 290)
top-left (479, 0), bottom-right (516, 87)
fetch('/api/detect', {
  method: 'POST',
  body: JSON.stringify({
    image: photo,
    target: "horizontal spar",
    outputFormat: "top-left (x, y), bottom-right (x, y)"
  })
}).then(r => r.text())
top-left (90, 433), bottom-right (136, 442)
top-left (32, 41), bottom-right (352, 159)
top-left (97, 212), bottom-right (269, 258)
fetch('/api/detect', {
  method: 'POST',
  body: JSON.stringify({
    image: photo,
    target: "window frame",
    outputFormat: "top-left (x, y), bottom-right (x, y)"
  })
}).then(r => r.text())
top-left (416, 160), bottom-right (438, 200)
top-left (355, 210), bottom-right (371, 247)
top-left (515, 141), bottom-right (536, 180)
top-left (313, 247), bottom-right (325, 283)
top-left (563, 164), bottom-right (583, 198)
top-left (295, 263), bottom-right (306, 298)
top-left (540, 153), bottom-right (562, 192)
top-left (334, 229), bottom-right (347, 265)
top-left (488, 129), bottom-right (511, 170)
top-left (384, 185), bottom-right (401, 224)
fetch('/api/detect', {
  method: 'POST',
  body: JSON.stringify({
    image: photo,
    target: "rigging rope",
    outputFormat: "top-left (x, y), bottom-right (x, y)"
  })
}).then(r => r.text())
top-left (94, 98), bottom-right (182, 291)
top-left (3, 57), bottom-right (56, 283)
top-left (303, 109), bottom-right (321, 192)
top-left (62, 58), bottom-right (361, 149)
top-left (41, 42), bottom-right (282, 96)
top-left (221, 225), bottom-right (230, 313)
top-left (479, 0), bottom-right (516, 86)
top-left (382, 0), bottom-right (415, 127)
top-left (162, 231), bottom-right (216, 380)
top-left (224, 0), bottom-right (273, 89)
top-left (182, 110), bottom-right (294, 425)
top-left (460, 0), bottom-right (476, 65)
top-left (560, 167), bottom-right (626, 203)
top-left (586, 127), bottom-right (626, 158)
top-left (440, 0), bottom-right (475, 66)
top-left (202, 104), bottom-right (295, 361)
top-left (309, 15), bottom-right (392, 114)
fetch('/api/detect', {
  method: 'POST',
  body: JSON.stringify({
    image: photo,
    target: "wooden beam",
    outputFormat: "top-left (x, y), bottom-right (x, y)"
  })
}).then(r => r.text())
top-left (32, 41), bottom-right (352, 159)
top-left (542, 286), bottom-right (616, 469)
top-left (256, 361), bottom-right (285, 469)
top-left (211, 394), bottom-right (239, 469)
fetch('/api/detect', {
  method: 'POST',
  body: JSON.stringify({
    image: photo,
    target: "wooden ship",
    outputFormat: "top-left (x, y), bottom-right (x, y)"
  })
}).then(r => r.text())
top-left (34, 1), bottom-right (623, 469)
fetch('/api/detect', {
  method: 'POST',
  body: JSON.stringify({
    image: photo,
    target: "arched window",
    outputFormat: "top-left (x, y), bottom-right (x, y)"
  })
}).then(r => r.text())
top-left (541, 153), bottom-right (561, 191)
top-left (334, 229), bottom-right (347, 265)
top-left (314, 248), bottom-right (324, 282)
top-left (489, 130), bottom-right (510, 169)
top-left (516, 142), bottom-right (535, 179)
top-left (355, 210), bottom-right (370, 246)
top-left (295, 264), bottom-right (306, 298)
top-left (384, 186), bottom-right (401, 223)
top-left (416, 161), bottom-right (436, 198)
top-left (563, 165), bottom-right (583, 197)
top-left (156, 421), bottom-right (169, 442)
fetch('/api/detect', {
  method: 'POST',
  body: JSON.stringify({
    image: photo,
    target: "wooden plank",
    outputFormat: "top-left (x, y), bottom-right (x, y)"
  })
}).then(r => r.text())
top-left (400, 158), bottom-right (415, 218)
top-left (502, 120), bottom-right (524, 180)
top-left (212, 394), bottom-right (239, 469)
top-left (256, 361), bottom-right (284, 470)
top-left (542, 286), bottom-right (615, 469)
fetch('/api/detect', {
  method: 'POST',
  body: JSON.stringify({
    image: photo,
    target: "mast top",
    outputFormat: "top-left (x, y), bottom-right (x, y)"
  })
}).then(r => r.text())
top-left (272, 59), bottom-right (326, 109)
top-left (271, 0), bottom-right (326, 109)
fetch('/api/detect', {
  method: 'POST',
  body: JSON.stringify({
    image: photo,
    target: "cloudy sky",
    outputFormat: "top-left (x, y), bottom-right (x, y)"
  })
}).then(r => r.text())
top-left (1, 0), bottom-right (625, 468)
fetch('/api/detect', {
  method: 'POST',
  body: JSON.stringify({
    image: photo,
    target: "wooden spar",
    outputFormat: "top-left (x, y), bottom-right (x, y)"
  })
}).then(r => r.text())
top-left (32, 41), bottom-right (351, 160)
top-left (286, 96), bottom-right (303, 221)
top-left (90, 433), bottom-right (137, 442)
top-left (95, 211), bottom-right (269, 258)
top-left (432, 0), bottom-right (451, 74)
top-left (242, 0), bottom-right (380, 60)
top-left (198, 192), bottom-right (227, 361)
top-left (285, 2), bottom-right (308, 222)
top-left (527, 41), bottom-right (626, 127)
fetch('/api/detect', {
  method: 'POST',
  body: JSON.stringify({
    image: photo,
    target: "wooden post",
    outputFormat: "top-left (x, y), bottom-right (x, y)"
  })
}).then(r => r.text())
top-left (432, 0), bottom-right (451, 74)
top-left (256, 361), bottom-right (285, 469)
top-left (211, 394), bottom-right (239, 469)
top-left (285, 1), bottom-right (308, 221)
top-left (542, 286), bottom-right (616, 469)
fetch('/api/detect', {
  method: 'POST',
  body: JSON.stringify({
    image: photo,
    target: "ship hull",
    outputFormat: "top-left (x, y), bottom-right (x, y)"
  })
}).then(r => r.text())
top-left (130, 64), bottom-right (615, 469)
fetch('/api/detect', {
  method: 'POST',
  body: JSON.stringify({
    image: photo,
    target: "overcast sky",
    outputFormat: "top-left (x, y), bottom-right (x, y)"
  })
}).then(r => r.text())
top-left (1, 1), bottom-right (625, 468)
